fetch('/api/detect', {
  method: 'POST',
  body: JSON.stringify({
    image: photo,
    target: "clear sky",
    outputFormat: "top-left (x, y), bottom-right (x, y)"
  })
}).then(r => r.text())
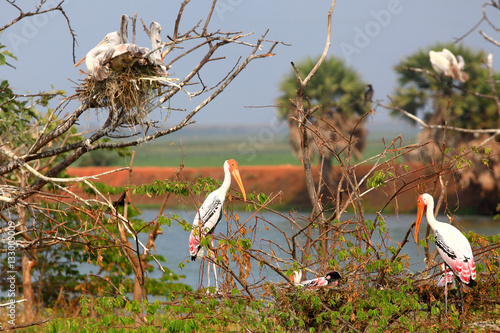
top-left (1, 1), bottom-right (498, 131)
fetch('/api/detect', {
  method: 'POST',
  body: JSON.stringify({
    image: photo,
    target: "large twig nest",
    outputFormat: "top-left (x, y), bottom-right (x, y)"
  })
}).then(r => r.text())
top-left (76, 66), bottom-right (178, 127)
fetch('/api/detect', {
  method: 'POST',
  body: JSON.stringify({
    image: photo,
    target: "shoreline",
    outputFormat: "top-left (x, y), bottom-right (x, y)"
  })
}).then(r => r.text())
top-left (65, 164), bottom-right (487, 215)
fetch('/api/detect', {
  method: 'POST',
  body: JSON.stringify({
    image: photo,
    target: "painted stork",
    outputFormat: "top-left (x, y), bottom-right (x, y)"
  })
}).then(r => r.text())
top-left (189, 159), bottom-right (246, 290)
top-left (415, 193), bottom-right (476, 313)
top-left (292, 270), bottom-right (341, 288)
top-left (437, 262), bottom-right (455, 312)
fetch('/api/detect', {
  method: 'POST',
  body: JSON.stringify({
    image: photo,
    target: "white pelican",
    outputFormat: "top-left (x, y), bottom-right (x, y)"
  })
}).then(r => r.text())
top-left (147, 22), bottom-right (163, 66)
top-left (440, 48), bottom-right (461, 80)
top-left (429, 49), bottom-right (469, 83)
top-left (415, 193), bottom-right (476, 313)
top-left (429, 50), bottom-right (450, 76)
top-left (146, 21), bottom-right (168, 74)
top-left (457, 55), bottom-right (465, 72)
top-left (189, 159), bottom-right (246, 290)
top-left (75, 15), bottom-right (148, 81)
top-left (456, 55), bottom-right (469, 82)
top-left (292, 270), bottom-right (341, 288)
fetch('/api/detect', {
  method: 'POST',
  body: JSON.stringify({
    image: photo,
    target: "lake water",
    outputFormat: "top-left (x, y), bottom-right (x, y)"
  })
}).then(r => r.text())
top-left (104, 209), bottom-right (496, 290)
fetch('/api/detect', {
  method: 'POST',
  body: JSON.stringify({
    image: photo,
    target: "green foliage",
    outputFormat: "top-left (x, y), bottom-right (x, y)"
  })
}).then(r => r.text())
top-left (132, 137), bottom-right (300, 167)
top-left (0, 43), bottom-right (16, 67)
top-left (129, 176), bottom-right (246, 201)
top-left (391, 42), bottom-right (500, 130)
top-left (276, 55), bottom-right (369, 119)
top-left (367, 170), bottom-right (388, 189)
top-left (46, 291), bottom-right (277, 333)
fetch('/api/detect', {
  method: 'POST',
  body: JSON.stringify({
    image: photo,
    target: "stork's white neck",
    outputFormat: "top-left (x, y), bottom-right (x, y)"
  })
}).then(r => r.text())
top-left (424, 195), bottom-right (440, 230)
top-left (218, 161), bottom-right (232, 196)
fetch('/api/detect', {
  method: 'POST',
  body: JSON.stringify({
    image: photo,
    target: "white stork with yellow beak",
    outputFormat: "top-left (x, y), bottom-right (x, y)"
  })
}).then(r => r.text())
top-left (189, 159), bottom-right (246, 290)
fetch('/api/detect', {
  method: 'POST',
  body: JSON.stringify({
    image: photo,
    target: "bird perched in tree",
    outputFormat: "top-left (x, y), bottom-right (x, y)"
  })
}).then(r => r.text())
top-left (429, 49), bottom-right (469, 82)
top-left (292, 270), bottom-right (342, 288)
top-left (75, 15), bottom-right (167, 81)
top-left (364, 84), bottom-right (374, 106)
top-left (189, 159), bottom-right (246, 290)
top-left (414, 193), bottom-right (476, 314)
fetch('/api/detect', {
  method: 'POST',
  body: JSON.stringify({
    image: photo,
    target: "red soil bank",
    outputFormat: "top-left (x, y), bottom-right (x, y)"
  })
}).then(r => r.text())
top-left (66, 164), bottom-right (439, 213)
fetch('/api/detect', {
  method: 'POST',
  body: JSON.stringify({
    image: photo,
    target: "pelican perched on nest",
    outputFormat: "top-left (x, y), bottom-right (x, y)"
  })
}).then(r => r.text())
top-left (75, 15), bottom-right (167, 81)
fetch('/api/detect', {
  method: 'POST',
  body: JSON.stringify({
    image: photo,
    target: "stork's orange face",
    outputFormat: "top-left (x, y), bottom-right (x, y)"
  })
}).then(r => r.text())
top-left (414, 194), bottom-right (426, 243)
top-left (227, 159), bottom-right (246, 202)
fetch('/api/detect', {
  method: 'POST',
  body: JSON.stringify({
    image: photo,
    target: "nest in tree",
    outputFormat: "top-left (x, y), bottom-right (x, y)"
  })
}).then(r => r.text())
top-left (76, 66), bottom-right (178, 127)
top-left (273, 285), bottom-right (348, 331)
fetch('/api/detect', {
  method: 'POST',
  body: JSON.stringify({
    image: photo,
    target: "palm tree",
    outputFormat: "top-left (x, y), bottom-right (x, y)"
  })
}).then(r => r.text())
top-left (391, 43), bottom-right (500, 214)
top-left (276, 56), bottom-right (370, 204)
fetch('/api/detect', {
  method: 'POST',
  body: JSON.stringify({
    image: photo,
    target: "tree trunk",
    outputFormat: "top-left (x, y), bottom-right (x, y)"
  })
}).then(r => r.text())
top-left (21, 253), bottom-right (35, 323)
top-left (19, 170), bottom-right (35, 323)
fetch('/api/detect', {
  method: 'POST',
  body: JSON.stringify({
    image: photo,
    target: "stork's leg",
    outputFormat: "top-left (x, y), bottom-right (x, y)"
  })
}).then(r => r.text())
top-left (444, 265), bottom-right (448, 316)
top-left (207, 258), bottom-right (211, 289)
top-left (209, 238), bottom-right (219, 291)
top-left (213, 262), bottom-right (219, 291)
top-left (458, 281), bottom-right (464, 315)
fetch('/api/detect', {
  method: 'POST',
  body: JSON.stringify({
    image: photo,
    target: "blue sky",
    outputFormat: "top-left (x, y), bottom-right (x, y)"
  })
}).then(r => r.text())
top-left (1, 1), bottom-right (498, 131)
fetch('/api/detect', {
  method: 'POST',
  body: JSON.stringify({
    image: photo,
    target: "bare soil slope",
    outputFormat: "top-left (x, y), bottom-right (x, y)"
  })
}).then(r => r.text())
top-left (66, 164), bottom-right (437, 213)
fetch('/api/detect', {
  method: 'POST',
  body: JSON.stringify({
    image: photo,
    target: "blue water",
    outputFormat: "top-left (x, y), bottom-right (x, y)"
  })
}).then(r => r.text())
top-left (105, 209), bottom-right (497, 290)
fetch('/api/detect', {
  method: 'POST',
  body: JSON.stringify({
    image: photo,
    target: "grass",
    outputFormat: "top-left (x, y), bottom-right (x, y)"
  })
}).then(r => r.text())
top-left (76, 126), bottom-right (416, 168)
top-left (129, 137), bottom-right (300, 167)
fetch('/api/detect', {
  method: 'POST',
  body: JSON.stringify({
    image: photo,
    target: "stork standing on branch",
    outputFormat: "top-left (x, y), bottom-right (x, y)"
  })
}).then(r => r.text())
top-left (189, 159), bottom-right (246, 291)
top-left (414, 193), bottom-right (476, 314)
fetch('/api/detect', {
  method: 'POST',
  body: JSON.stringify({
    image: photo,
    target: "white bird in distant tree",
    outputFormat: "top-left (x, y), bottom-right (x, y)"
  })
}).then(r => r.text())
top-left (189, 159), bottom-right (246, 290)
top-left (414, 193), bottom-right (476, 314)
top-left (429, 49), bottom-right (469, 83)
top-left (429, 50), bottom-right (450, 76)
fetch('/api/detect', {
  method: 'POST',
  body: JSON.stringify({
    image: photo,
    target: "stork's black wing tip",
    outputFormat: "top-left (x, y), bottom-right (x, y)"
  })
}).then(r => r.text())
top-left (466, 279), bottom-right (477, 288)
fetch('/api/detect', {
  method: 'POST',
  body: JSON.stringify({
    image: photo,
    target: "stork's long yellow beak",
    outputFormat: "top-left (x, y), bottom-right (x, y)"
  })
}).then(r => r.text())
top-left (415, 200), bottom-right (425, 243)
top-left (230, 167), bottom-right (246, 202)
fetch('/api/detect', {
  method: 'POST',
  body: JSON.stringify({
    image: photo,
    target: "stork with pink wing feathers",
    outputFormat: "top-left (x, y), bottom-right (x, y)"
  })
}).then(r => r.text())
top-left (414, 193), bottom-right (476, 314)
top-left (189, 159), bottom-right (246, 291)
